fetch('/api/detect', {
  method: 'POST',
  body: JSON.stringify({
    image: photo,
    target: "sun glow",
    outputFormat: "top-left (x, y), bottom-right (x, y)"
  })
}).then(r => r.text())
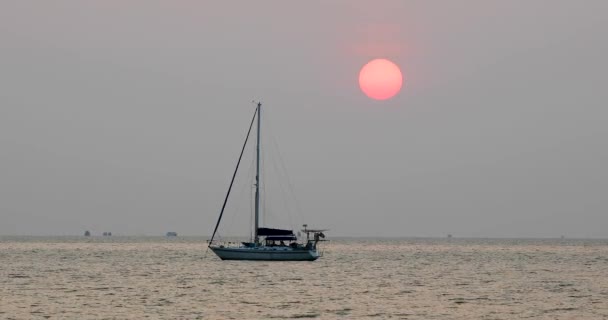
top-left (358, 59), bottom-right (403, 101)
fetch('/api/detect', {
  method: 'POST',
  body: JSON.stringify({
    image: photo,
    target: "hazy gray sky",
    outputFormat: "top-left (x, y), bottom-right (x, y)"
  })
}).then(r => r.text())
top-left (1, 1), bottom-right (607, 237)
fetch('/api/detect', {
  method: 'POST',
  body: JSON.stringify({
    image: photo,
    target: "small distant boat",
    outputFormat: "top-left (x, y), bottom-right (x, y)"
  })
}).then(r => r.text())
top-left (84, 230), bottom-right (91, 237)
top-left (166, 232), bottom-right (178, 237)
top-left (208, 102), bottom-right (327, 261)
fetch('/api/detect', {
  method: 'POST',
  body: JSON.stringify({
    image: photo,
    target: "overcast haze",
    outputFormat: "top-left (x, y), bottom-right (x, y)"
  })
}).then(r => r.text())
top-left (1, 1), bottom-right (607, 237)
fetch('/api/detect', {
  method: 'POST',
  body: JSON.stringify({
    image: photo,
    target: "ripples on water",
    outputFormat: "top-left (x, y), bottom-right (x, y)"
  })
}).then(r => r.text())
top-left (1, 237), bottom-right (607, 319)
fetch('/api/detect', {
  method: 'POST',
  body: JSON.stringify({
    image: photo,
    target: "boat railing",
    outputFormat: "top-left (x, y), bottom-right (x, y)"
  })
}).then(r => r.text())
top-left (209, 239), bottom-right (320, 250)
top-left (208, 240), bottom-right (250, 248)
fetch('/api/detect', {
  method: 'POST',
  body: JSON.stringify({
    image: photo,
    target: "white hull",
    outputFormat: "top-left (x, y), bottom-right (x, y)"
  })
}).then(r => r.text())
top-left (210, 246), bottom-right (319, 261)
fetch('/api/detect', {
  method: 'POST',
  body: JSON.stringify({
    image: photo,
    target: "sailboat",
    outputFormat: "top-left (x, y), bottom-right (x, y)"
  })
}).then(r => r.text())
top-left (208, 102), bottom-right (327, 261)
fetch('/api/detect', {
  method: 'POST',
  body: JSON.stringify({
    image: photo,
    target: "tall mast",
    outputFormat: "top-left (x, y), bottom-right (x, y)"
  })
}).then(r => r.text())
top-left (254, 102), bottom-right (261, 243)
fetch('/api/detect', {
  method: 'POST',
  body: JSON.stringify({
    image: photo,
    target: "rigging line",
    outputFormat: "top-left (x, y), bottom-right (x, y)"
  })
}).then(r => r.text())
top-left (249, 185), bottom-right (254, 242)
top-left (250, 133), bottom-right (257, 241)
top-left (261, 112), bottom-right (269, 228)
top-left (213, 145), bottom-right (254, 242)
top-left (208, 107), bottom-right (258, 246)
top-left (265, 111), bottom-right (301, 230)
top-left (221, 157), bottom-right (255, 240)
top-left (271, 143), bottom-right (298, 230)
top-left (262, 111), bottom-right (282, 226)
top-left (266, 107), bottom-right (282, 227)
top-left (267, 119), bottom-right (305, 226)
top-left (261, 127), bottom-right (266, 227)
top-left (243, 145), bottom-right (255, 241)
top-left (267, 145), bottom-right (289, 226)
top-left (249, 151), bottom-right (255, 242)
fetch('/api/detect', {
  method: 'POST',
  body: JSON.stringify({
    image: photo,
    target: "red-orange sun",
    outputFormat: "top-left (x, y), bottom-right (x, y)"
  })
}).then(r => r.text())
top-left (359, 58), bottom-right (403, 100)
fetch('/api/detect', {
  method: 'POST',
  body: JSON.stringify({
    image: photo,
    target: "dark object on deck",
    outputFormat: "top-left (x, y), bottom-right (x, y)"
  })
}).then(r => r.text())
top-left (102, 232), bottom-right (112, 236)
top-left (265, 235), bottom-right (297, 241)
top-left (256, 228), bottom-right (294, 236)
top-left (166, 232), bottom-right (178, 237)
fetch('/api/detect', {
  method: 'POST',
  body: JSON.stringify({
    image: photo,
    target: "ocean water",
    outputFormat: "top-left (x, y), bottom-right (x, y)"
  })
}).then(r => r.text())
top-left (1, 237), bottom-right (607, 319)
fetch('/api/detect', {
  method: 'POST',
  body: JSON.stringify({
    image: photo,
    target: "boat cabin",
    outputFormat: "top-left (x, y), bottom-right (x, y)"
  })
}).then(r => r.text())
top-left (265, 235), bottom-right (298, 247)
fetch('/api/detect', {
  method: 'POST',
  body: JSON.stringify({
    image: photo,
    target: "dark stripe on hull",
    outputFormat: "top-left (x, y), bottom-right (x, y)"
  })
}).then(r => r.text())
top-left (210, 247), bottom-right (319, 261)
